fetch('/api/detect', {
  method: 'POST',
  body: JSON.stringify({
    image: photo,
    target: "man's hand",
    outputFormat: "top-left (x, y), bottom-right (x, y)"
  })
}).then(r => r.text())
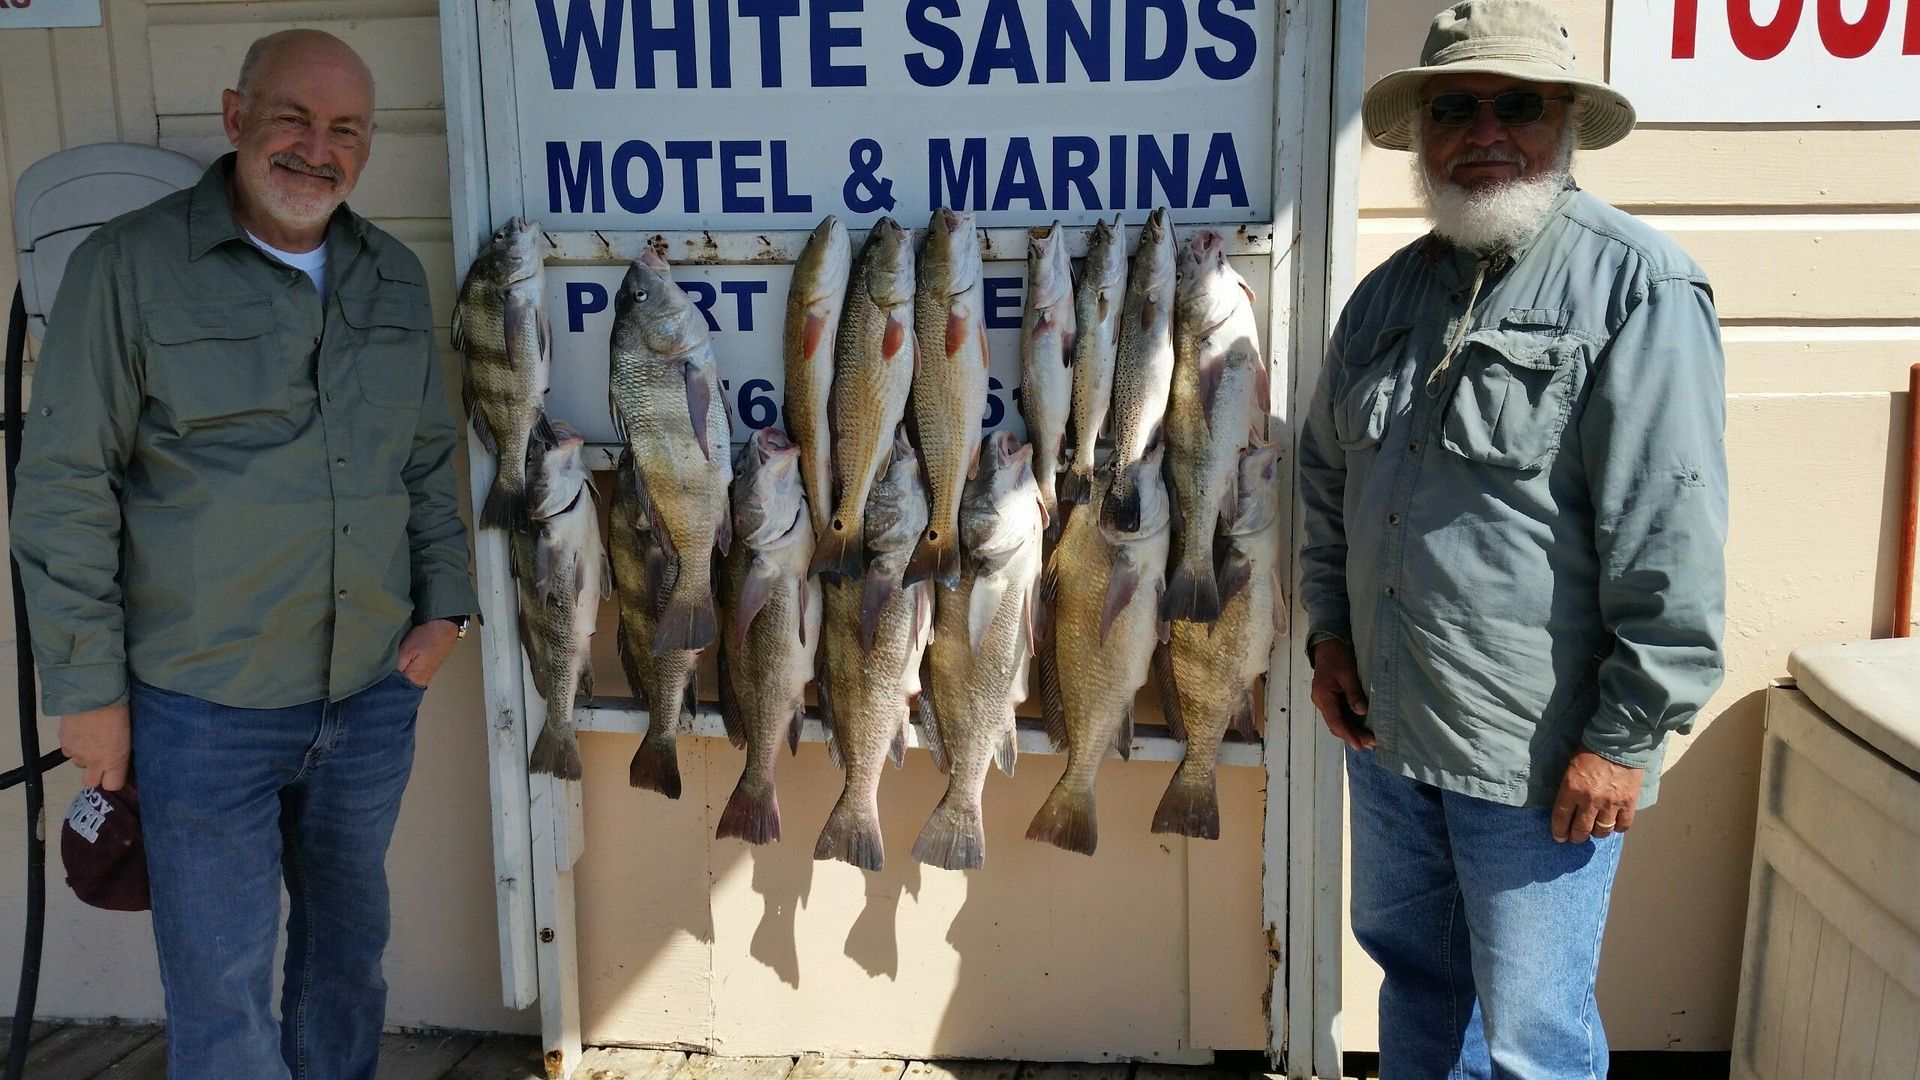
top-left (1309, 639), bottom-right (1376, 752)
top-left (61, 703), bottom-right (131, 791)
top-left (1551, 749), bottom-right (1644, 844)
top-left (396, 619), bottom-right (461, 688)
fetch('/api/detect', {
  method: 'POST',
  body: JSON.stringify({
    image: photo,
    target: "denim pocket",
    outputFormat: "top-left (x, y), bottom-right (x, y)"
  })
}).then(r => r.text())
top-left (1440, 316), bottom-right (1588, 471)
top-left (1333, 325), bottom-right (1410, 451)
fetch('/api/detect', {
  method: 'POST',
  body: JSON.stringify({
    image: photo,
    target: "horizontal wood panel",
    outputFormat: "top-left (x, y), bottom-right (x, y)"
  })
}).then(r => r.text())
top-left (1722, 327), bottom-right (1920, 394)
top-left (1357, 215), bottom-right (1920, 322)
top-left (1359, 128), bottom-right (1920, 212)
top-left (148, 14), bottom-right (443, 114)
top-left (158, 127), bottom-right (451, 219)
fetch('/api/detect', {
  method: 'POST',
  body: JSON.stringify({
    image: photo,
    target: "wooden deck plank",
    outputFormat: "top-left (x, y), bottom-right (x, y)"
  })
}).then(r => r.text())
top-left (790, 1057), bottom-right (908, 1080)
top-left (1018, 1065), bottom-right (1134, 1080)
top-left (375, 1032), bottom-right (486, 1080)
top-left (20, 1025), bottom-right (159, 1077)
top-left (97, 1033), bottom-right (169, 1078)
top-left (904, 1063), bottom-right (1021, 1080)
top-left (440, 1035), bottom-right (547, 1080)
top-left (577, 1047), bottom-right (693, 1080)
top-left (671, 1055), bottom-right (799, 1080)
top-left (1133, 1068), bottom-right (1222, 1080)
top-left (0, 1021), bottom-right (55, 1064)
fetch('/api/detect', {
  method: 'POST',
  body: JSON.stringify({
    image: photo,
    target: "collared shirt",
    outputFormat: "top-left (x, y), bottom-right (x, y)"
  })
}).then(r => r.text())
top-left (12, 154), bottom-right (478, 713)
top-left (1299, 186), bottom-right (1729, 808)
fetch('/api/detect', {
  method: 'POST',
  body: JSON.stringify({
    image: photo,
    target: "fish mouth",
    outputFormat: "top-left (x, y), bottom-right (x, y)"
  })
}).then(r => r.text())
top-left (636, 247), bottom-right (672, 274)
top-left (753, 426), bottom-right (799, 457)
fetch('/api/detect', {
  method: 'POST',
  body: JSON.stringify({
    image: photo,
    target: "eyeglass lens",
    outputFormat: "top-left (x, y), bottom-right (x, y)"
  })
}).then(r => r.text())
top-left (1428, 91), bottom-right (1548, 127)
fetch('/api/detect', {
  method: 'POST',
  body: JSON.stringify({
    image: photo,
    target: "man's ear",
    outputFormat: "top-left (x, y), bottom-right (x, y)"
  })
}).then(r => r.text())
top-left (220, 89), bottom-right (245, 147)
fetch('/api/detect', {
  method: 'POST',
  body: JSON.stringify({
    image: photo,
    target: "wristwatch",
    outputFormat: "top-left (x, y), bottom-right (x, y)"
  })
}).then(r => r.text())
top-left (442, 615), bottom-right (471, 639)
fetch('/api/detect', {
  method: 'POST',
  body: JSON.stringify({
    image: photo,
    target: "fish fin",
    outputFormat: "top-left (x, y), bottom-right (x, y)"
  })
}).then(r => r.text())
top-left (481, 471), bottom-right (528, 532)
top-left (859, 571), bottom-right (897, 652)
top-left (468, 411), bottom-right (498, 459)
top-left (889, 720), bottom-right (908, 768)
top-left (612, 618), bottom-right (642, 709)
top-left (912, 793), bottom-right (986, 871)
top-left (1099, 557), bottom-right (1143, 646)
top-left (1198, 348), bottom-right (1227, 427)
top-left (627, 731), bottom-right (683, 799)
top-left (533, 539), bottom-right (558, 609)
top-left (945, 308), bottom-right (969, 358)
top-left (903, 531), bottom-right (960, 590)
top-left (684, 358), bottom-right (715, 460)
top-left (797, 576), bottom-right (812, 646)
top-left (1114, 704), bottom-right (1135, 761)
top-left (1217, 545), bottom-right (1254, 612)
top-left (1060, 328), bottom-right (1076, 366)
top-left (1024, 779), bottom-right (1096, 856)
top-left (1231, 690), bottom-right (1260, 740)
top-left (716, 647), bottom-right (747, 749)
top-left (643, 541), bottom-right (669, 621)
top-left (1154, 640), bottom-right (1186, 742)
top-left (994, 727), bottom-right (1017, 777)
top-left (608, 384), bottom-right (629, 446)
top-left (809, 510), bottom-right (864, 582)
top-left (715, 489), bottom-right (733, 557)
top-left (814, 796), bottom-right (885, 871)
top-left (1100, 473), bottom-right (1142, 534)
top-left (1057, 465), bottom-right (1088, 508)
top-left (537, 304), bottom-right (553, 364)
top-left (968, 570), bottom-right (1009, 653)
top-left (1250, 347), bottom-right (1272, 418)
top-left (1272, 569), bottom-right (1292, 637)
top-left (528, 718), bottom-right (582, 781)
top-left (804, 308), bottom-right (830, 356)
top-left (450, 296), bottom-right (469, 353)
top-left (916, 687), bottom-right (947, 775)
top-left (1037, 634), bottom-right (1069, 753)
top-left (883, 312), bottom-right (909, 362)
top-left (733, 554), bottom-right (782, 652)
top-left (1151, 761), bottom-right (1221, 840)
top-left (653, 557), bottom-right (717, 653)
top-left (577, 659), bottom-right (595, 703)
top-left (519, 610), bottom-right (553, 700)
top-left (787, 705), bottom-right (806, 756)
top-left (1164, 557), bottom-right (1222, 624)
top-left (716, 775), bottom-right (781, 845)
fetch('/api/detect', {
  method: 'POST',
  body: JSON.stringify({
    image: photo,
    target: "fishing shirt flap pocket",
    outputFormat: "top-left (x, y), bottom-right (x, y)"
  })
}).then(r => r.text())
top-left (140, 295), bottom-right (286, 426)
top-left (341, 267), bottom-right (434, 410)
top-left (1439, 308), bottom-right (1588, 471)
top-left (1331, 322), bottom-right (1412, 452)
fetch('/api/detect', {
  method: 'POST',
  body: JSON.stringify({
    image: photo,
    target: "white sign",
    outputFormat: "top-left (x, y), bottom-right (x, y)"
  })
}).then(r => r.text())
top-left (1610, 0), bottom-right (1920, 122)
top-left (546, 254), bottom-right (1270, 446)
top-left (0, 0), bottom-right (102, 29)
top-left (512, 0), bottom-right (1277, 230)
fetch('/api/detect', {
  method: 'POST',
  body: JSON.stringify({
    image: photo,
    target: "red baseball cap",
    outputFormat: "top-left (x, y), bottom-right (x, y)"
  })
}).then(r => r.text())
top-left (60, 783), bottom-right (150, 912)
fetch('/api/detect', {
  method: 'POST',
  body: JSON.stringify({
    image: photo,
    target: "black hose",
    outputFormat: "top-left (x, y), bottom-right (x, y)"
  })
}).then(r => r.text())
top-left (6, 282), bottom-right (53, 1080)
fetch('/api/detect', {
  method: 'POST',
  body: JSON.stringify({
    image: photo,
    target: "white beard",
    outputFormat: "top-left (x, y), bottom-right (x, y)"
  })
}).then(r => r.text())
top-left (1413, 123), bottom-right (1575, 254)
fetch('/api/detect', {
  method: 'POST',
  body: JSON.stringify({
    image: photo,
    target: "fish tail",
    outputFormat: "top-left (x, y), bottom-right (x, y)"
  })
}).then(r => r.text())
top-left (716, 774), bottom-right (781, 845)
top-left (480, 463), bottom-right (528, 532)
top-left (527, 719), bottom-right (581, 780)
top-left (809, 509), bottom-right (864, 581)
top-left (1101, 474), bottom-right (1142, 533)
top-left (1151, 759), bottom-right (1221, 840)
top-left (653, 554), bottom-right (717, 653)
top-left (1025, 777), bottom-right (1097, 856)
top-left (813, 793), bottom-right (884, 871)
top-left (1164, 552), bottom-right (1223, 624)
top-left (627, 730), bottom-right (683, 799)
top-left (903, 529), bottom-right (960, 590)
top-left (1059, 464), bottom-right (1091, 507)
top-left (912, 792), bottom-right (986, 871)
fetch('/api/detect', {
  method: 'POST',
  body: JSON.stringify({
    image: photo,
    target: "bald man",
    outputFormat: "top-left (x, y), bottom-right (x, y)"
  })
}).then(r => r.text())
top-left (13, 30), bottom-right (477, 1078)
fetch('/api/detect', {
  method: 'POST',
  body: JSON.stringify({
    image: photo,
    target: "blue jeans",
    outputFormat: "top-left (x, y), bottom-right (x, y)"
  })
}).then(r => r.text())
top-left (1346, 748), bottom-right (1624, 1080)
top-left (131, 670), bottom-right (425, 1080)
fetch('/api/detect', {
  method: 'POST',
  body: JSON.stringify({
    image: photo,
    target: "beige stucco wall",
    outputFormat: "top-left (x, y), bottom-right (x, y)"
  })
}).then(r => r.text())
top-left (0, 0), bottom-right (1912, 1063)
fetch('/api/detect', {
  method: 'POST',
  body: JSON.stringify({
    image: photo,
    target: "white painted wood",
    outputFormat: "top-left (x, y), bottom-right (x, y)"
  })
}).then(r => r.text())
top-left (438, 0), bottom-right (536, 1014)
top-left (575, 697), bottom-right (1263, 769)
top-left (146, 13), bottom-right (445, 116)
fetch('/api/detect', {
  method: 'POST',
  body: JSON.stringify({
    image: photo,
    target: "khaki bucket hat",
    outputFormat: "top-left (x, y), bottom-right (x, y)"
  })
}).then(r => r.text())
top-left (1363, 0), bottom-right (1636, 151)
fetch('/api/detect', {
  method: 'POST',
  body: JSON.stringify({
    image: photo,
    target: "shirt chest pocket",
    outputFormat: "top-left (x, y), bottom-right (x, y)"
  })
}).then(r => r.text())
top-left (1439, 311), bottom-right (1589, 471)
top-left (339, 286), bottom-right (432, 409)
top-left (141, 298), bottom-right (288, 426)
top-left (1332, 324), bottom-right (1410, 451)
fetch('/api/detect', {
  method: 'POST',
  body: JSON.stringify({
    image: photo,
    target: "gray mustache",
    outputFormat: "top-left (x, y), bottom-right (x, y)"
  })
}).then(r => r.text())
top-left (270, 153), bottom-right (341, 183)
top-left (1448, 147), bottom-right (1527, 169)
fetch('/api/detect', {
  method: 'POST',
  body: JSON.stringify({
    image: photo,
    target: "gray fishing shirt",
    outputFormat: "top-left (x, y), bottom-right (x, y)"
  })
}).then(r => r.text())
top-left (1299, 186), bottom-right (1728, 808)
top-left (12, 155), bottom-right (477, 714)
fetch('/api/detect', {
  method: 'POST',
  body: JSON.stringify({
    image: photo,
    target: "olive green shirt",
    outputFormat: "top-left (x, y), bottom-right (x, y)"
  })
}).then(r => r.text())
top-left (12, 155), bottom-right (478, 713)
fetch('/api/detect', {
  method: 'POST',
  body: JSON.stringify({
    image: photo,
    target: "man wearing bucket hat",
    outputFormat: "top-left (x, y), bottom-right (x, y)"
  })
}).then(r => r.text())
top-left (1299, 1), bottom-right (1728, 1075)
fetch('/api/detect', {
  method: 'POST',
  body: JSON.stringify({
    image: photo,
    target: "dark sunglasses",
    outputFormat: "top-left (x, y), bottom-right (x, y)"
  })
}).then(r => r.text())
top-left (1426, 90), bottom-right (1574, 128)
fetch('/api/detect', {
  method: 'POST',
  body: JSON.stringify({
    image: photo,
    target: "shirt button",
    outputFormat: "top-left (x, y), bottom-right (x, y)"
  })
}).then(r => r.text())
top-left (334, 457), bottom-right (346, 468)
top-left (312, 335), bottom-right (321, 346)
top-left (1383, 586), bottom-right (1397, 598)
top-left (1409, 440), bottom-right (1422, 453)
top-left (342, 525), bottom-right (352, 535)
top-left (337, 589), bottom-right (348, 599)
top-left (1389, 513), bottom-right (1402, 526)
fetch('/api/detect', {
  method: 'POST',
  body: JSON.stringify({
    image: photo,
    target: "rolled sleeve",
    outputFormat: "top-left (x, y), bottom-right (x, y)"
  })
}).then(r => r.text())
top-left (11, 233), bottom-right (142, 716)
top-left (403, 332), bottom-right (478, 625)
top-left (1297, 315), bottom-right (1356, 647)
top-left (1577, 276), bottom-right (1729, 767)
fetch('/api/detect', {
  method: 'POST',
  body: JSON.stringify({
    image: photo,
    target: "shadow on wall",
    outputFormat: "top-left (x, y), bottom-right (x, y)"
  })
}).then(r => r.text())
top-left (1597, 689), bottom-right (1766, 1050)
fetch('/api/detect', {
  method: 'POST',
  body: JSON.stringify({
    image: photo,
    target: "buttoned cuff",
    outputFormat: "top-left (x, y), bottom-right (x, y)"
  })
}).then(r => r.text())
top-left (1580, 710), bottom-right (1666, 770)
top-left (412, 575), bottom-right (479, 627)
top-left (39, 662), bottom-right (129, 717)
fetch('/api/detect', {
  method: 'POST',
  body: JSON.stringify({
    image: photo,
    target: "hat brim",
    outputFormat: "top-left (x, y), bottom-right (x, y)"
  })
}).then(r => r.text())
top-left (1362, 62), bottom-right (1636, 151)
